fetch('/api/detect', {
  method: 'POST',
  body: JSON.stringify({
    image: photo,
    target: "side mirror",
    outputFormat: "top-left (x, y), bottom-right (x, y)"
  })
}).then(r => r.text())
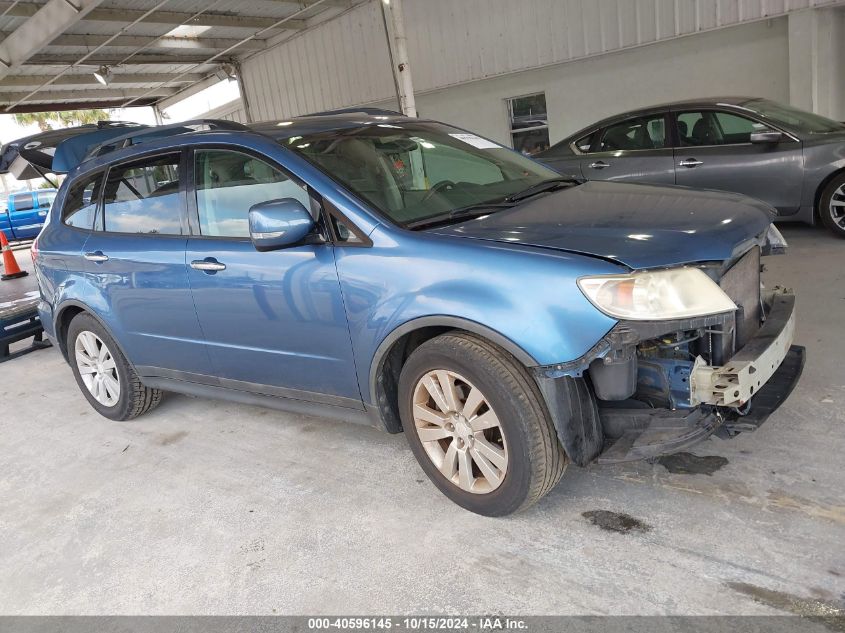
top-left (248, 198), bottom-right (315, 251)
top-left (749, 130), bottom-right (783, 144)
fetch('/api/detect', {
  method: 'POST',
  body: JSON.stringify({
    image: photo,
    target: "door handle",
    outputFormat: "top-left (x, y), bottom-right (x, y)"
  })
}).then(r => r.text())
top-left (84, 251), bottom-right (109, 263)
top-left (679, 158), bottom-right (703, 168)
top-left (190, 258), bottom-right (226, 273)
top-left (589, 161), bottom-right (610, 169)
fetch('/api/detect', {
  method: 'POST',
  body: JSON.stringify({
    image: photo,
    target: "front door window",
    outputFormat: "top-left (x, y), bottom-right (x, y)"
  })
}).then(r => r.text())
top-left (194, 149), bottom-right (311, 238)
top-left (676, 111), bottom-right (771, 146)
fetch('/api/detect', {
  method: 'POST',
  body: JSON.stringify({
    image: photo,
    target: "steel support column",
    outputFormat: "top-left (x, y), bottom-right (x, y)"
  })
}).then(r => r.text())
top-left (381, 0), bottom-right (416, 117)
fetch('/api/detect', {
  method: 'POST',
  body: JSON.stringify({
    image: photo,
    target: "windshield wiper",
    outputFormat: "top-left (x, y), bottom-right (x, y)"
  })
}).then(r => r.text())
top-left (405, 201), bottom-right (515, 230)
top-left (504, 177), bottom-right (581, 203)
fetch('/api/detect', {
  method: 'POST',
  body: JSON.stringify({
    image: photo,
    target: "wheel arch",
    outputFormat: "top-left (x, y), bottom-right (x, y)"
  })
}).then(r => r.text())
top-left (368, 316), bottom-right (539, 433)
top-left (54, 300), bottom-right (135, 370)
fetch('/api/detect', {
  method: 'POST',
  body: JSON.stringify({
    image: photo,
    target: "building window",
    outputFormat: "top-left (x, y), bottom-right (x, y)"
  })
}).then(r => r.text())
top-left (507, 93), bottom-right (549, 156)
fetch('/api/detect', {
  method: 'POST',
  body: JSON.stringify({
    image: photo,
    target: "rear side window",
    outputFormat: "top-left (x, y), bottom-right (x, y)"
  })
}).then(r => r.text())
top-left (102, 154), bottom-right (183, 235)
top-left (599, 115), bottom-right (666, 151)
top-left (62, 174), bottom-right (103, 229)
top-left (11, 192), bottom-right (34, 211)
top-left (194, 149), bottom-right (309, 238)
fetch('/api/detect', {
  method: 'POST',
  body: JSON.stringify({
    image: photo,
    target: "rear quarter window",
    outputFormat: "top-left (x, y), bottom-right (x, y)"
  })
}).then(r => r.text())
top-left (62, 173), bottom-right (103, 229)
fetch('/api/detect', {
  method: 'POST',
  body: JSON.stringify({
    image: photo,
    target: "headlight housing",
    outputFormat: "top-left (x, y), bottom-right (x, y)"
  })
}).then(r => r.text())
top-left (577, 268), bottom-right (736, 320)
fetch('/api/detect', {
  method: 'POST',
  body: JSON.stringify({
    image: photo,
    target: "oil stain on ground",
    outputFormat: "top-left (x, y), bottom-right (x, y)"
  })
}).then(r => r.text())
top-left (727, 581), bottom-right (845, 632)
top-left (656, 452), bottom-right (729, 475)
top-left (582, 510), bottom-right (651, 534)
top-left (156, 430), bottom-right (189, 446)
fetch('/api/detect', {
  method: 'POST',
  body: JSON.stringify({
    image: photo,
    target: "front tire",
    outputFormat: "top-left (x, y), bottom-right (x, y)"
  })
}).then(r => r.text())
top-left (398, 332), bottom-right (567, 516)
top-left (67, 313), bottom-right (163, 421)
top-left (819, 173), bottom-right (845, 238)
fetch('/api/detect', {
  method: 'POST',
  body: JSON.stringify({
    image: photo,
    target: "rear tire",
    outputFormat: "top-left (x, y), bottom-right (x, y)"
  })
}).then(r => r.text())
top-left (398, 332), bottom-right (567, 516)
top-left (819, 173), bottom-right (845, 238)
top-left (67, 313), bottom-right (163, 421)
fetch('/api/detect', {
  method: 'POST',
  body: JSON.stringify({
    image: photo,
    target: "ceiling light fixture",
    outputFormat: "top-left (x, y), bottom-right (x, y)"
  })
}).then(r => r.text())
top-left (214, 63), bottom-right (237, 82)
top-left (93, 65), bottom-right (112, 86)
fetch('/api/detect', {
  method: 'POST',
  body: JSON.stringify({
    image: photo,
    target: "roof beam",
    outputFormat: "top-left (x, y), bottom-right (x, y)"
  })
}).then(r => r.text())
top-left (31, 33), bottom-right (267, 52)
top-left (0, 87), bottom-right (179, 104)
top-left (4, 97), bottom-right (160, 113)
top-left (0, 73), bottom-right (205, 87)
top-left (25, 54), bottom-right (224, 66)
top-left (85, 7), bottom-right (307, 30)
top-left (0, 3), bottom-right (307, 30)
top-left (0, 0), bottom-right (106, 79)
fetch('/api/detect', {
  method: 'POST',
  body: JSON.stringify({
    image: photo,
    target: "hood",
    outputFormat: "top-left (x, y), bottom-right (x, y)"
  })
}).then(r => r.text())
top-left (425, 181), bottom-right (775, 269)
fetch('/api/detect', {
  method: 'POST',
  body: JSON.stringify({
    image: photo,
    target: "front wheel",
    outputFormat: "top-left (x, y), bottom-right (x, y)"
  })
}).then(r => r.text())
top-left (67, 313), bottom-right (163, 421)
top-left (819, 173), bottom-right (845, 238)
top-left (398, 332), bottom-right (567, 516)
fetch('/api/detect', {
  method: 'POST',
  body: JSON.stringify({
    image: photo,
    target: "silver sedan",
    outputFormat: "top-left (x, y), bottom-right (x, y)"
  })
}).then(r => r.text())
top-left (536, 97), bottom-right (845, 238)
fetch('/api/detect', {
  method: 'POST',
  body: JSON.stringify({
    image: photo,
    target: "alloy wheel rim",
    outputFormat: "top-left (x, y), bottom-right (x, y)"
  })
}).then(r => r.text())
top-left (412, 370), bottom-right (508, 494)
top-left (75, 331), bottom-right (121, 407)
top-left (831, 184), bottom-right (845, 228)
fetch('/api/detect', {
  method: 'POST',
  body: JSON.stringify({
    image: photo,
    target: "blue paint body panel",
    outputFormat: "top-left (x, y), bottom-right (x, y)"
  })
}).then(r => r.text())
top-left (29, 114), bottom-right (774, 421)
top-left (428, 180), bottom-right (774, 270)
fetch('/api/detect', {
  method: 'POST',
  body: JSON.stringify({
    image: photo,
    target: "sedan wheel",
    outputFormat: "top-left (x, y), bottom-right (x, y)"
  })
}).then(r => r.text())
top-left (820, 175), bottom-right (845, 238)
top-left (412, 369), bottom-right (508, 494)
top-left (829, 183), bottom-right (845, 230)
top-left (74, 330), bottom-right (121, 407)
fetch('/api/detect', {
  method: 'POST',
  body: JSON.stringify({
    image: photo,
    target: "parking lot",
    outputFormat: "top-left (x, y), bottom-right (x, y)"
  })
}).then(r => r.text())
top-left (1, 225), bottom-right (842, 615)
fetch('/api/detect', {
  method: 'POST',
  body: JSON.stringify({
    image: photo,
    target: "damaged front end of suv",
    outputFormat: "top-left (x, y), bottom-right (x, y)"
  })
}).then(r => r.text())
top-left (534, 225), bottom-right (804, 466)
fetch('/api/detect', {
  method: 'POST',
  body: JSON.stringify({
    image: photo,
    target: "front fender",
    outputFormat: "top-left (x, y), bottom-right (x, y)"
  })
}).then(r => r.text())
top-left (336, 228), bottom-right (623, 404)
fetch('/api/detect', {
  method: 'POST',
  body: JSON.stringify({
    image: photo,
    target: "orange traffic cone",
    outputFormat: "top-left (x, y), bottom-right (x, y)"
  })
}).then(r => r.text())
top-left (1, 230), bottom-right (29, 280)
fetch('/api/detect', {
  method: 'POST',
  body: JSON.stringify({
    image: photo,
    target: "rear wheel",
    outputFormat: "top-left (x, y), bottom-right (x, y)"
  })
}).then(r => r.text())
top-left (819, 173), bottom-right (845, 238)
top-left (67, 313), bottom-right (163, 421)
top-left (398, 332), bottom-right (566, 516)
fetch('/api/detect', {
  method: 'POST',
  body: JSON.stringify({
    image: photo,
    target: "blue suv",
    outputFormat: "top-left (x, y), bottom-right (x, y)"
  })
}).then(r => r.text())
top-left (24, 112), bottom-right (802, 515)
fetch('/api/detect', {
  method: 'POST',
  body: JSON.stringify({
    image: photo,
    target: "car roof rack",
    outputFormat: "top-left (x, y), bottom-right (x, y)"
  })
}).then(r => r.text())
top-left (304, 107), bottom-right (404, 117)
top-left (83, 119), bottom-right (250, 161)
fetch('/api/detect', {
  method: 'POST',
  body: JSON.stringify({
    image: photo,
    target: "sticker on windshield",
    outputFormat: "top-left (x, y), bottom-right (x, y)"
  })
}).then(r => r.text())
top-left (448, 133), bottom-right (500, 149)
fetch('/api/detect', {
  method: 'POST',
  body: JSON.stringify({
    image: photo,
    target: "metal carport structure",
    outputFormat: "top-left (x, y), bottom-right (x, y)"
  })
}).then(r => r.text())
top-left (0, 0), bottom-right (390, 115)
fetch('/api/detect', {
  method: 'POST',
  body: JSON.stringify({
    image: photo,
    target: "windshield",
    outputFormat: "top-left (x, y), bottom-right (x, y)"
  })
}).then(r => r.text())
top-left (281, 121), bottom-right (561, 226)
top-left (741, 99), bottom-right (845, 134)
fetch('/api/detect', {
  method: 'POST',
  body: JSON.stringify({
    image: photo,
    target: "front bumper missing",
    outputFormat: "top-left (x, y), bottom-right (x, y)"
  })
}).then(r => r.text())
top-left (690, 290), bottom-right (796, 407)
top-left (597, 344), bottom-right (805, 463)
top-left (536, 288), bottom-right (804, 465)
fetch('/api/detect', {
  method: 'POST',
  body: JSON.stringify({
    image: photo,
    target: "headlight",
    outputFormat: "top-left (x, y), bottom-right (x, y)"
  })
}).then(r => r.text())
top-left (763, 223), bottom-right (788, 255)
top-left (577, 268), bottom-right (736, 320)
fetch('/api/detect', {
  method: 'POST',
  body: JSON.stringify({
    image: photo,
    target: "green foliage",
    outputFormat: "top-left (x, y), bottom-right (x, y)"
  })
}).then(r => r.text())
top-left (14, 109), bottom-right (110, 131)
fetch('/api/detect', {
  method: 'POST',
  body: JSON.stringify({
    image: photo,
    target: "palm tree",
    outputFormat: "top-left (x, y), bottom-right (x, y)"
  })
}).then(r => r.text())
top-left (14, 109), bottom-right (109, 131)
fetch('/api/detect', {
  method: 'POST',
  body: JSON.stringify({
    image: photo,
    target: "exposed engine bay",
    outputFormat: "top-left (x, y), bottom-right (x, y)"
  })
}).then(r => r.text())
top-left (533, 243), bottom-right (804, 466)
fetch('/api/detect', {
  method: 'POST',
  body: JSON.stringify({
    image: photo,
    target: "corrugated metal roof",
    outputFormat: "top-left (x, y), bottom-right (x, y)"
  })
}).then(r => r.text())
top-left (0, 0), bottom-right (355, 112)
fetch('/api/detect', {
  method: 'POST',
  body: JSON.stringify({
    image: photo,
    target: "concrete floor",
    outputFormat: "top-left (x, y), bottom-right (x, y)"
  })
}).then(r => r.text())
top-left (1, 226), bottom-right (843, 615)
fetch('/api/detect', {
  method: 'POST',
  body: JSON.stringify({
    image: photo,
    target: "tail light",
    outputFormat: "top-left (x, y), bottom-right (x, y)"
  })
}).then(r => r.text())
top-left (30, 236), bottom-right (39, 265)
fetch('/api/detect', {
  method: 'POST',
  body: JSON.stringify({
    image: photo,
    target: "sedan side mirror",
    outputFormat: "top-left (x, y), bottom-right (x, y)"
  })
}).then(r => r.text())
top-left (749, 130), bottom-right (783, 144)
top-left (248, 198), bottom-right (315, 251)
